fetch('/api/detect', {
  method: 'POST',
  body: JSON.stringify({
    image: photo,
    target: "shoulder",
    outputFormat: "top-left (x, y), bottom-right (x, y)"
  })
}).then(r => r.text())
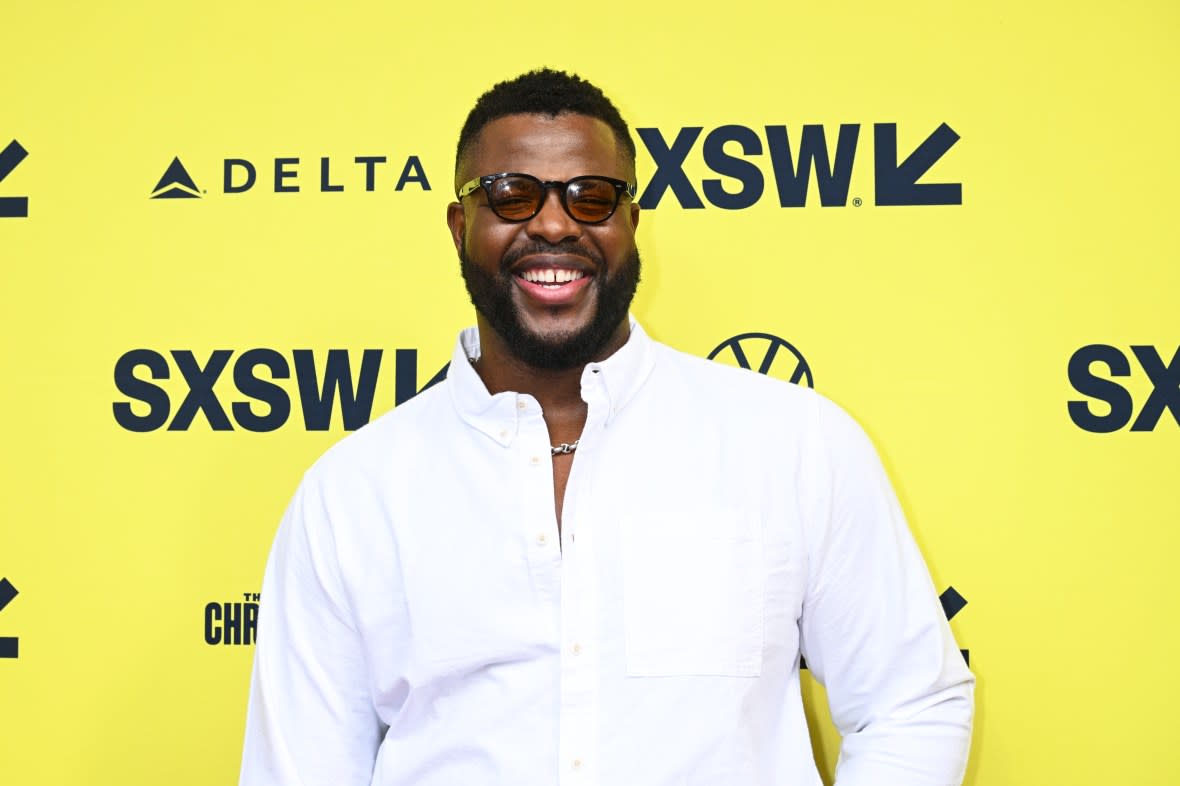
top-left (645, 338), bottom-right (876, 457)
top-left (649, 338), bottom-right (825, 415)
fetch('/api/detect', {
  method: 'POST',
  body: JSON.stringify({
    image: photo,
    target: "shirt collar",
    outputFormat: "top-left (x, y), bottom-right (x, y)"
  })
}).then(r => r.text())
top-left (448, 317), bottom-right (657, 446)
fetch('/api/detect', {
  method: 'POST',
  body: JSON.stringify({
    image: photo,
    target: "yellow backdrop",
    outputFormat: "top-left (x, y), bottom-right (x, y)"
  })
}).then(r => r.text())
top-left (2, 1), bottom-right (1178, 784)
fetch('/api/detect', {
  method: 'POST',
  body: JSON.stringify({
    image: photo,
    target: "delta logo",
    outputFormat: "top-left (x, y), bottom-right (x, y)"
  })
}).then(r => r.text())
top-left (150, 157), bottom-right (201, 199)
top-left (150, 153), bottom-right (431, 199)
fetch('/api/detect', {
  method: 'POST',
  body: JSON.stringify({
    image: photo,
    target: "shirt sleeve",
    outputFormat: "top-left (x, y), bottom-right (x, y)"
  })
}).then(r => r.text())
top-left (239, 473), bottom-right (384, 786)
top-left (798, 396), bottom-right (975, 786)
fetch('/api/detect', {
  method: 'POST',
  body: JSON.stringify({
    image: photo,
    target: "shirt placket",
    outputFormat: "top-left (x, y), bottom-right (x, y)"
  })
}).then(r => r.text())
top-left (558, 376), bottom-right (608, 786)
top-left (518, 394), bottom-right (562, 645)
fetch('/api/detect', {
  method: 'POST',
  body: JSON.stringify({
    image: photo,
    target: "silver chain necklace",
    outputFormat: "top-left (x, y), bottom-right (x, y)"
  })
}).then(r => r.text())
top-left (551, 440), bottom-right (580, 456)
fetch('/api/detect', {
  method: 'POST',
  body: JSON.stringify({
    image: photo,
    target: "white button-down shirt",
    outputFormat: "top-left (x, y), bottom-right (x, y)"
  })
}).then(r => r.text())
top-left (240, 322), bottom-right (974, 786)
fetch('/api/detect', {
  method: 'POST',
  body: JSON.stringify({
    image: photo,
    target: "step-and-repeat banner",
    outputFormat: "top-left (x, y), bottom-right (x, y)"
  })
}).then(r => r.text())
top-left (2, 2), bottom-right (1177, 784)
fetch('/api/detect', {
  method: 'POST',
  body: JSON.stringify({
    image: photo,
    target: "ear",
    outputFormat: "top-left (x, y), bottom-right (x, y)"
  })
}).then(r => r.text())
top-left (629, 200), bottom-right (640, 230)
top-left (446, 201), bottom-right (465, 255)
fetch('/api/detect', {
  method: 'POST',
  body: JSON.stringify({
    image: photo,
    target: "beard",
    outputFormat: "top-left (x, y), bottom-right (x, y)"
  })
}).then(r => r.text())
top-left (460, 239), bottom-right (642, 372)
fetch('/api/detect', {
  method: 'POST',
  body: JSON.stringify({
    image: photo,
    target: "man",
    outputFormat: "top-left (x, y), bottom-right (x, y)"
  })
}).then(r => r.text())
top-left (240, 69), bottom-right (974, 786)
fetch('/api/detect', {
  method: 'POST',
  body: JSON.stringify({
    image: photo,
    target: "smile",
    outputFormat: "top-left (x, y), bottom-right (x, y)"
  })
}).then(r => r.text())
top-left (517, 268), bottom-right (587, 288)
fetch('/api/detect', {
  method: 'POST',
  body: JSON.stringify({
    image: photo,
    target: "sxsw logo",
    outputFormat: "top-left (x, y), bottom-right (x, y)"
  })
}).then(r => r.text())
top-left (0, 139), bottom-right (29, 217)
top-left (1068, 344), bottom-right (1179, 432)
top-left (636, 122), bottom-right (960, 209)
top-left (113, 347), bottom-right (448, 432)
top-left (708, 333), bottom-right (813, 387)
top-left (150, 153), bottom-right (431, 198)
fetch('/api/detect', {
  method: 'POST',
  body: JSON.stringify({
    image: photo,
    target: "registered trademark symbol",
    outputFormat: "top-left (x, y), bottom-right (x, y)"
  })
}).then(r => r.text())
top-left (852, 197), bottom-right (863, 207)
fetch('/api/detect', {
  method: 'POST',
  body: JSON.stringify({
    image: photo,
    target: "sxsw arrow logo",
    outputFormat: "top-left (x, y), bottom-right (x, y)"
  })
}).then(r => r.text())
top-left (939, 585), bottom-right (970, 665)
top-left (151, 156), bottom-right (201, 199)
top-left (0, 139), bottom-right (29, 218)
top-left (0, 577), bottom-right (18, 658)
top-left (875, 123), bottom-right (961, 206)
top-left (636, 122), bottom-right (961, 209)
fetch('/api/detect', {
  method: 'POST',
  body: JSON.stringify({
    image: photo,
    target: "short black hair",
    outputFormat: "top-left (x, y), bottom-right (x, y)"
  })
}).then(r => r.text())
top-left (455, 68), bottom-right (636, 183)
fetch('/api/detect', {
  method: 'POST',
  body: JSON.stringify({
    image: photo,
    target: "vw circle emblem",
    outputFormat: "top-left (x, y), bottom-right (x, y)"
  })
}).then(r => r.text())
top-left (708, 333), bottom-right (813, 387)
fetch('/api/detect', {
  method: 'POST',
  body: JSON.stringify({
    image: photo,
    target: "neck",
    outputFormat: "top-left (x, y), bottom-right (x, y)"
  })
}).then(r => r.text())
top-left (470, 317), bottom-right (630, 439)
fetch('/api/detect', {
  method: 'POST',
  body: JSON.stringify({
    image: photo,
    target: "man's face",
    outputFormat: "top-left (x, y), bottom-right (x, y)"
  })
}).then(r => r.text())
top-left (447, 113), bottom-right (641, 371)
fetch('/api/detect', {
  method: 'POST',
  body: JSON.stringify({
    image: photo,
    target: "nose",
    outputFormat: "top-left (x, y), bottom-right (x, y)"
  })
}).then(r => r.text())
top-left (525, 186), bottom-right (581, 244)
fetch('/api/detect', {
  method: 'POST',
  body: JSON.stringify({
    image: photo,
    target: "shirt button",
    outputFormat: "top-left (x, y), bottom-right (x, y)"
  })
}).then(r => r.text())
top-left (517, 399), bottom-right (527, 410)
top-left (571, 643), bottom-right (582, 655)
top-left (499, 429), bottom-right (508, 439)
top-left (530, 455), bottom-right (542, 466)
top-left (572, 758), bottom-right (582, 770)
top-left (536, 533), bottom-right (548, 546)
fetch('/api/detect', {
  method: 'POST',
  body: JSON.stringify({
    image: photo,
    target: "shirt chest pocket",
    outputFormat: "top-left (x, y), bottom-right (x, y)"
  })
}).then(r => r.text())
top-left (621, 510), bottom-right (764, 677)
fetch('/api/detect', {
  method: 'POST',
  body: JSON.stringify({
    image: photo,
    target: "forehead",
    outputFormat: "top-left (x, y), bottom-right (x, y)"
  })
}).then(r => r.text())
top-left (464, 113), bottom-right (628, 181)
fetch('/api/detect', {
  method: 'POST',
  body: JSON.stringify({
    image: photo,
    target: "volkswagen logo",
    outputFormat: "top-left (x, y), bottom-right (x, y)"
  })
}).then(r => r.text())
top-left (708, 333), bottom-right (813, 387)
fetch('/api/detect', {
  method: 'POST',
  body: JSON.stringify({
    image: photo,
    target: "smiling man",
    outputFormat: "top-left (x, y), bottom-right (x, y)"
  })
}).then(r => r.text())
top-left (240, 69), bottom-right (974, 786)
top-left (452, 111), bottom-right (640, 375)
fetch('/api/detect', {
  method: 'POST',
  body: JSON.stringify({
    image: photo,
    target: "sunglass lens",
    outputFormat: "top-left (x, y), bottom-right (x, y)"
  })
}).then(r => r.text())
top-left (566, 178), bottom-right (618, 222)
top-left (488, 176), bottom-right (543, 220)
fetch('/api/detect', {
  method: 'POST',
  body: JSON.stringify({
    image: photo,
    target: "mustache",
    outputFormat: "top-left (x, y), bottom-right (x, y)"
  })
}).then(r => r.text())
top-left (500, 240), bottom-right (603, 271)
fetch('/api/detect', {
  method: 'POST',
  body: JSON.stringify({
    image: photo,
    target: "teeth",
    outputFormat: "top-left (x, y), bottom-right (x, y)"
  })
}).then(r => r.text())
top-left (520, 269), bottom-right (585, 284)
